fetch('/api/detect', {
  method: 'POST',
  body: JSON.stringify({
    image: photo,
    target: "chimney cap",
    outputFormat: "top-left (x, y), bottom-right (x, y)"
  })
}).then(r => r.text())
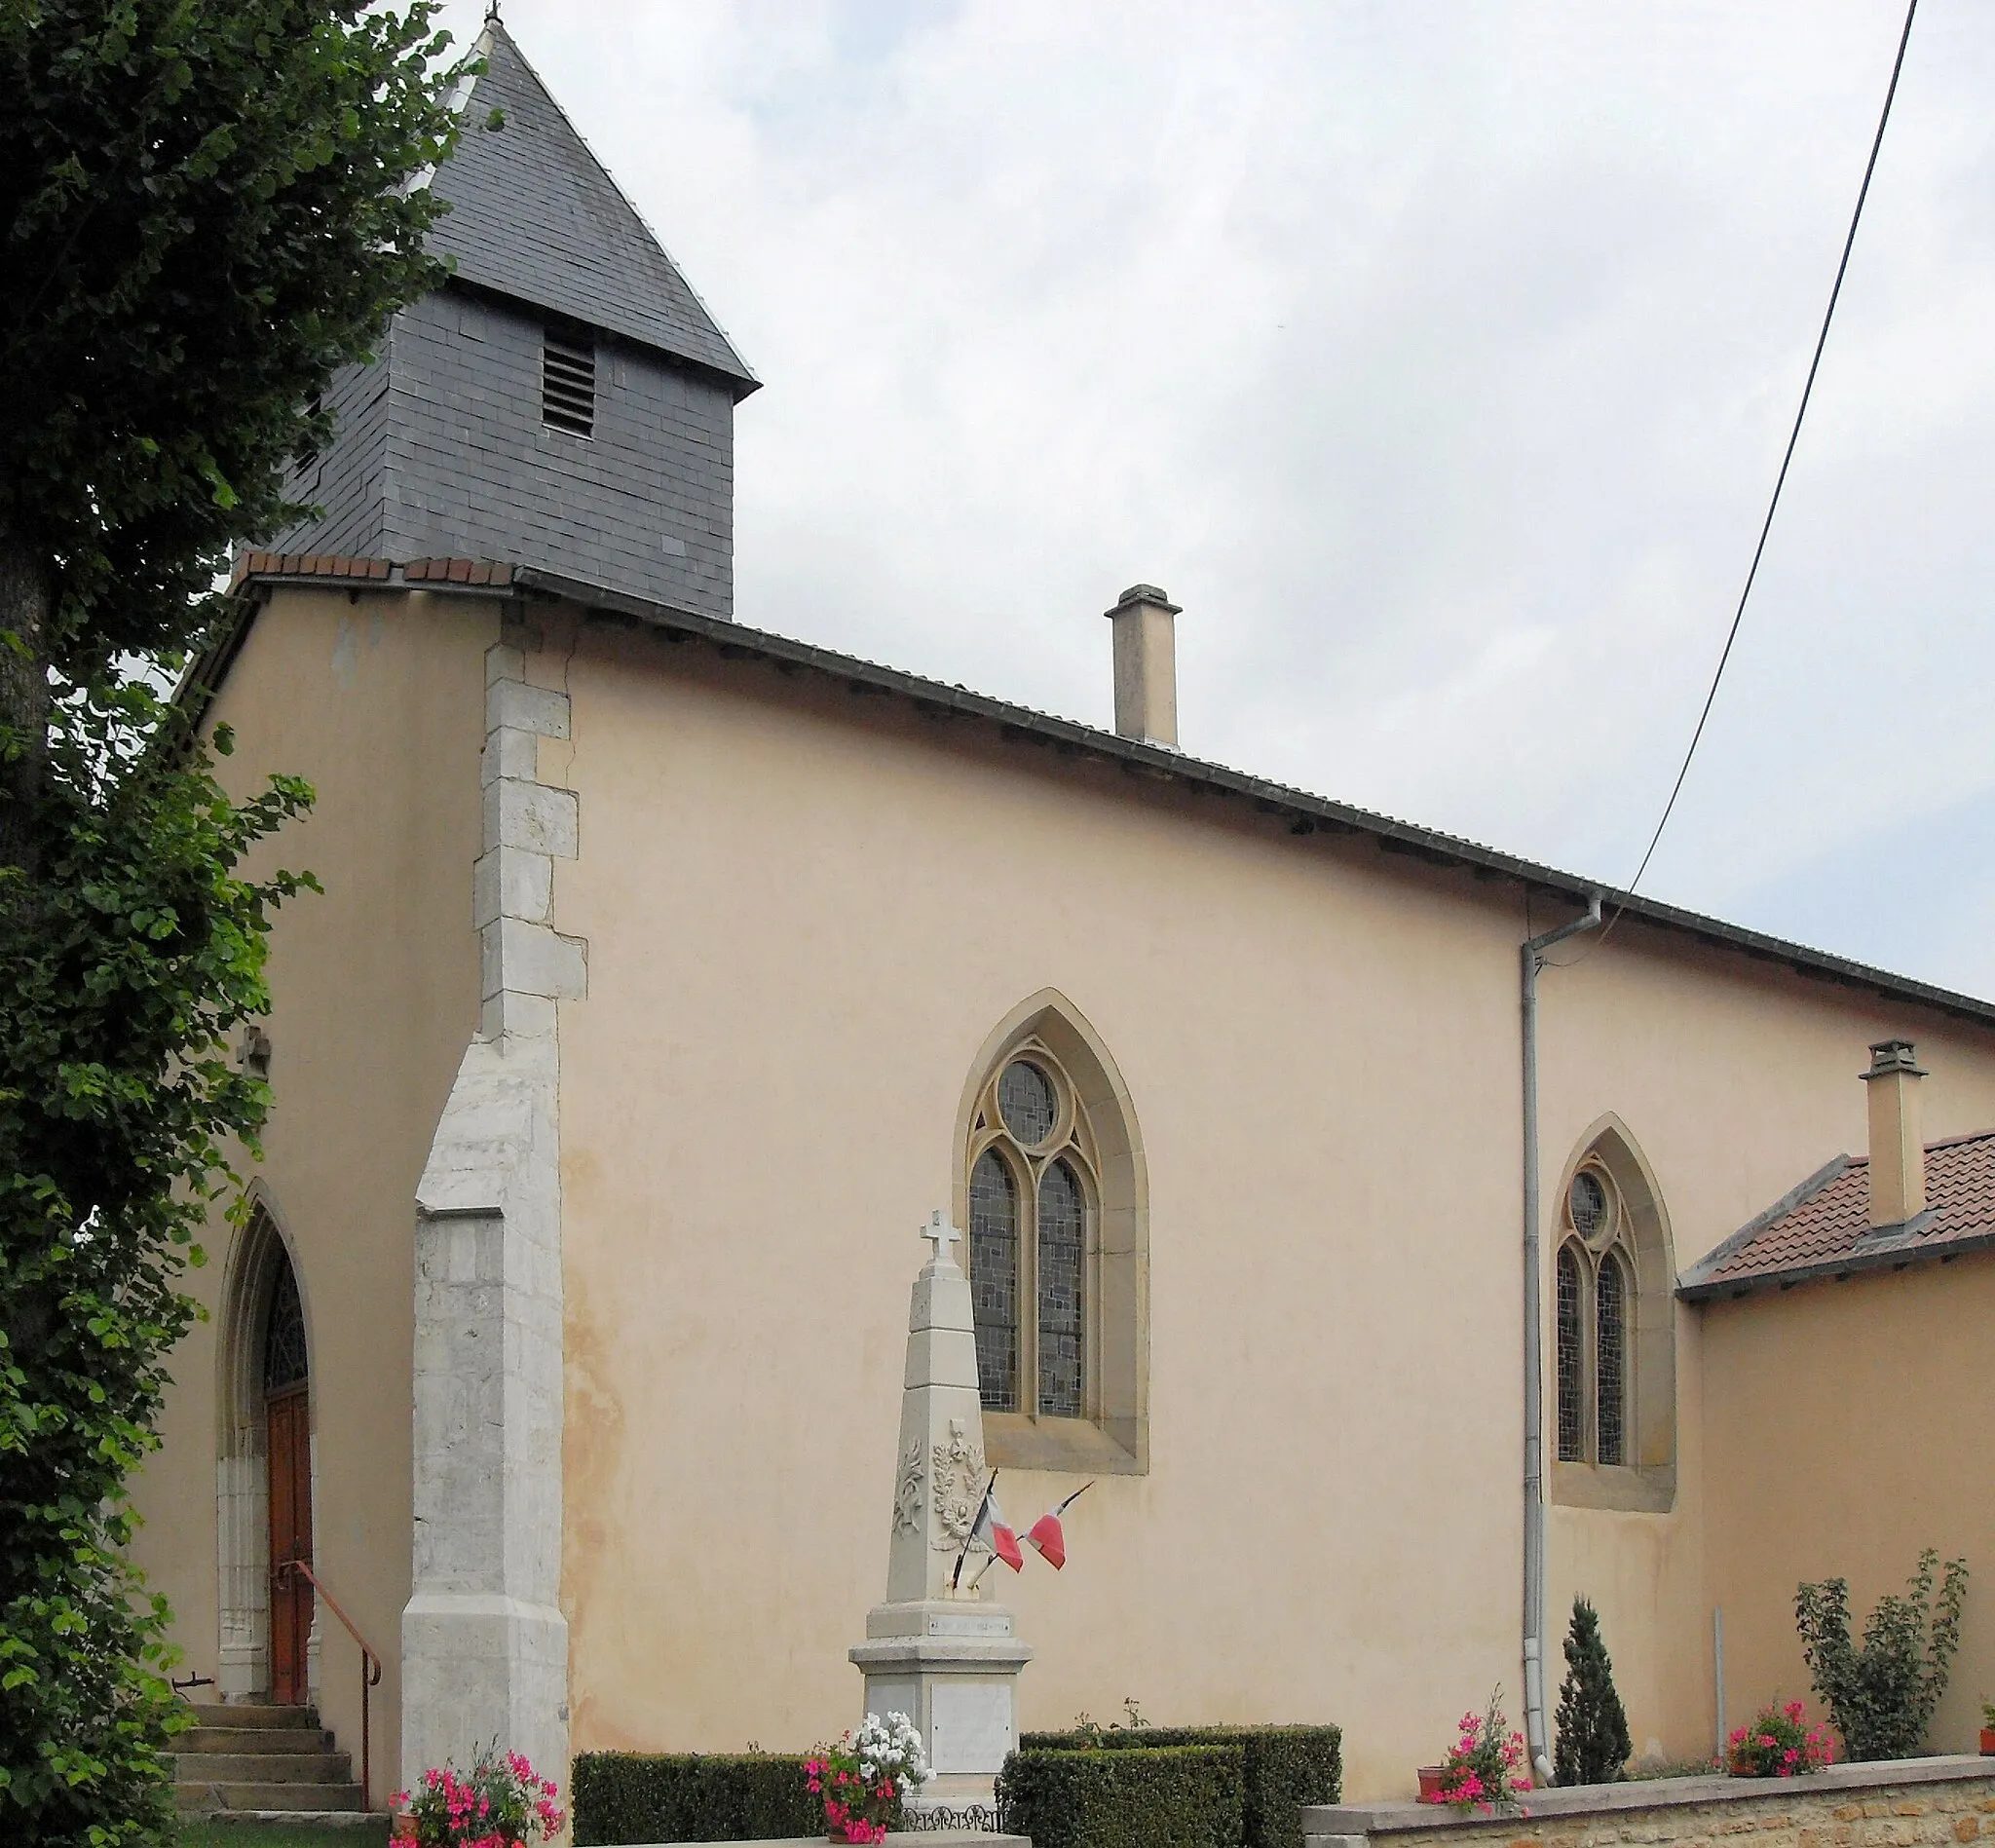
top-left (1107, 584), bottom-right (1182, 617)
top-left (1863, 1038), bottom-right (1928, 1080)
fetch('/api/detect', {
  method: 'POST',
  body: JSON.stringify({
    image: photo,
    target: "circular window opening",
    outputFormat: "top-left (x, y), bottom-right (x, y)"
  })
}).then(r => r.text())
top-left (1569, 1170), bottom-right (1609, 1240)
top-left (997, 1060), bottom-right (1059, 1147)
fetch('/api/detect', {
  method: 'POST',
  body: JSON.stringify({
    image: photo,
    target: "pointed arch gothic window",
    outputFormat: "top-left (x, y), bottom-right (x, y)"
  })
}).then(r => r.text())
top-left (958, 997), bottom-right (1149, 1474)
top-left (1555, 1164), bottom-right (1634, 1468)
top-left (967, 1053), bottom-right (1096, 1418)
top-left (1551, 1127), bottom-right (1677, 1510)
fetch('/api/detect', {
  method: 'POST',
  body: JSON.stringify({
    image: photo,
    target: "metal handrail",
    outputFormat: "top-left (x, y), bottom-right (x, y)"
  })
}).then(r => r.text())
top-left (274, 1558), bottom-right (384, 1814)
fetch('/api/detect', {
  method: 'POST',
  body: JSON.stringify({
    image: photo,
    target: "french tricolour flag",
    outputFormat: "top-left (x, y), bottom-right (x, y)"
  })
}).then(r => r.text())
top-left (1025, 1483), bottom-right (1094, 1570)
top-left (970, 1478), bottom-right (1024, 1573)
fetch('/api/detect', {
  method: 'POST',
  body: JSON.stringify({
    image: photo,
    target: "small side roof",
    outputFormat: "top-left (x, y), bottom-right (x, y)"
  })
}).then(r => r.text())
top-left (1678, 1131), bottom-right (1995, 1301)
top-left (430, 19), bottom-right (757, 395)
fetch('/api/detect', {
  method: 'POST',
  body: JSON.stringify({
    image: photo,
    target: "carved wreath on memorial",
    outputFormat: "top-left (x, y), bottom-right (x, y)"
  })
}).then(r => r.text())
top-left (931, 1418), bottom-right (988, 1553)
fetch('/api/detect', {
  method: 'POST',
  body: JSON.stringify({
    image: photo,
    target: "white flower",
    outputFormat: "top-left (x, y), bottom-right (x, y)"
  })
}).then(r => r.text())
top-left (860, 1763), bottom-right (876, 1780)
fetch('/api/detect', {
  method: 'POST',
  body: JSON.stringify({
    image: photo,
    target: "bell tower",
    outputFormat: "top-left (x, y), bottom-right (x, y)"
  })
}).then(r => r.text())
top-left (271, 17), bottom-right (758, 619)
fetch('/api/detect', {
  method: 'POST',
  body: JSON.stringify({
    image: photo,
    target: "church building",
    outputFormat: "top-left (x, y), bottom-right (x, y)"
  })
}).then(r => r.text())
top-left (137, 17), bottom-right (1995, 1820)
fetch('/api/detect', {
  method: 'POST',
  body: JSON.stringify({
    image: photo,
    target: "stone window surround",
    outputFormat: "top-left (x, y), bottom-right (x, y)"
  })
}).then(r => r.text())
top-left (954, 992), bottom-right (1149, 1477)
top-left (1550, 1115), bottom-right (1677, 1515)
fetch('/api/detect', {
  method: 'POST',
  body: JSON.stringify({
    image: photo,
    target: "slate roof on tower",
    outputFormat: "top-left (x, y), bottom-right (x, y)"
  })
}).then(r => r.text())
top-left (431, 19), bottom-right (758, 396)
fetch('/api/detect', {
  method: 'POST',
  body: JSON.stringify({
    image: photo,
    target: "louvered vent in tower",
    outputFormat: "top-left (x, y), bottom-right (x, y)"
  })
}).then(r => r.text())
top-left (542, 320), bottom-right (597, 436)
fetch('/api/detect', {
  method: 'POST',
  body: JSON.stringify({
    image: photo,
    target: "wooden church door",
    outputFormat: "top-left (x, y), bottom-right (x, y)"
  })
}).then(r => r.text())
top-left (263, 1259), bottom-right (313, 1706)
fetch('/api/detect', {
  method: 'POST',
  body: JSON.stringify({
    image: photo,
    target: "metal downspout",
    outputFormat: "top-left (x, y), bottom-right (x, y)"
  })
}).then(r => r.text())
top-left (1521, 894), bottom-right (1602, 1785)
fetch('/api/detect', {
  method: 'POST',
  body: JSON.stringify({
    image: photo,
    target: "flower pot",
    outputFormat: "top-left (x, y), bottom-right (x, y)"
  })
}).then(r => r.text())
top-left (1417, 1765), bottom-right (1447, 1799)
top-left (1979, 1728), bottom-right (1995, 1756)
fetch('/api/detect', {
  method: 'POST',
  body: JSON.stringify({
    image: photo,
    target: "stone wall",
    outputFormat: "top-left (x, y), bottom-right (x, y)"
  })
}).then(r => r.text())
top-left (1305, 1759), bottom-right (1995, 1848)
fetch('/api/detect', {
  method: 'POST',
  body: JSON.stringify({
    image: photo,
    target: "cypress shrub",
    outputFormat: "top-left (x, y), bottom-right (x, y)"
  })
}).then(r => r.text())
top-left (1017, 1725), bottom-right (1341, 1848)
top-left (571, 1752), bottom-right (818, 1844)
top-left (998, 1743), bottom-right (1247, 1848)
top-left (1553, 1598), bottom-right (1633, 1785)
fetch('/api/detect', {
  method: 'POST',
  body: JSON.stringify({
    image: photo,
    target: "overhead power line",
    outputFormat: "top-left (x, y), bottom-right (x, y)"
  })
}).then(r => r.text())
top-left (1613, 0), bottom-right (1920, 913)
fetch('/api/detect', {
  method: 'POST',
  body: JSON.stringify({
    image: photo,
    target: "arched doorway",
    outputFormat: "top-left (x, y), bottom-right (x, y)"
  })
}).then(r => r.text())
top-left (261, 1255), bottom-right (313, 1704)
top-left (215, 1202), bottom-right (316, 1704)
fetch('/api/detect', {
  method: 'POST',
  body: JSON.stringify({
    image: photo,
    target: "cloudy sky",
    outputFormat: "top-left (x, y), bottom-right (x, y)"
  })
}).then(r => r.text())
top-left (437, 0), bottom-right (1995, 998)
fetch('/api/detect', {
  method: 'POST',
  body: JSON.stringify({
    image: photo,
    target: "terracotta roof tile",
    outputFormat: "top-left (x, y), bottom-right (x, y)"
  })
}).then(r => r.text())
top-left (1680, 1130), bottom-right (1995, 1299)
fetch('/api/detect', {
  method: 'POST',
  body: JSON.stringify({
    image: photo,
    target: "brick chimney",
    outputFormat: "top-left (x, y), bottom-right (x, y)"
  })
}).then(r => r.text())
top-left (1861, 1037), bottom-right (1928, 1228)
top-left (1105, 584), bottom-right (1181, 747)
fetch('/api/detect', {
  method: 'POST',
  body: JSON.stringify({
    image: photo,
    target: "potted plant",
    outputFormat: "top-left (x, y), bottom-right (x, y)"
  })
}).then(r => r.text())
top-left (1979, 1701), bottom-right (1995, 1755)
top-left (809, 1711), bottom-right (928, 1844)
top-left (1725, 1702), bottom-right (1834, 1778)
top-left (391, 1748), bottom-right (563, 1846)
top-left (1418, 1690), bottom-right (1532, 1814)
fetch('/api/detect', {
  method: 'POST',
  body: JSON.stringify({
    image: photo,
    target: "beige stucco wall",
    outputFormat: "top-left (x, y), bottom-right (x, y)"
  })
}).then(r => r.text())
top-left (1540, 938), bottom-right (1995, 1769)
top-left (543, 614), bottom-right (1995, 1799)
top-left (1701, 1256), bottom-right (1995, 1759)
top-left (129, 585), bottom-right (490, 1795)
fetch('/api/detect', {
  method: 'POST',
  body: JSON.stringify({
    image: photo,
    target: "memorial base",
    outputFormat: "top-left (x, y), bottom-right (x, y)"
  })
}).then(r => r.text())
top-left (850, 1599), bottom-right (1032, 1795)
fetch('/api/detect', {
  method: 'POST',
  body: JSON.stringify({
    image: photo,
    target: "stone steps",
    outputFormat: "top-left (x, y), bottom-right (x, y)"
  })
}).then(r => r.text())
top-left (177, 1726), bottom-right (333, 1755)
top-left (171, 1701), bottom-right (366, 1818)
top-left (182, 1702), bottom-right (317, 1727)
top-left (174, 1780), bottom-right (367, 1813)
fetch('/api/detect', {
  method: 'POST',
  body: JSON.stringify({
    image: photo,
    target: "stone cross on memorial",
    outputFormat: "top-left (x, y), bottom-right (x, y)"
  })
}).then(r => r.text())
top-left (921, 1209), bottom-right (960, 1268)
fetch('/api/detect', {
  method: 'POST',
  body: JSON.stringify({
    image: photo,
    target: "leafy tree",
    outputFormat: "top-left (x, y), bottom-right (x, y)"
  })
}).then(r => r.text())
top-left (1553, 1597), bottom-right (1632, 1786)
top-left (2, 6), bottom-right (472, 1841)
top-left (1795, 1549), bottom-right (1970, 1762)
top-left (1, 686), bottom-right (316, 1843)
top-left (0, 0), bottom-right (466, 869)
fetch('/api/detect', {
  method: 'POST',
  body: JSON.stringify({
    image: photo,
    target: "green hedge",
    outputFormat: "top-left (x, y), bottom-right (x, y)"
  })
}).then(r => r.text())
top-left (570, 1752), bottom-right (819, 1844)
top-left (1016, 1725), bottom-right (1342, 1848)
top-left (997, 1743), bottom-right (1247, 1848)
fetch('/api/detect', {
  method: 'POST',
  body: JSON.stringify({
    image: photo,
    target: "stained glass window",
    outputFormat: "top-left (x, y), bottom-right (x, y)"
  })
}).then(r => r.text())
top-left (967, 1041), bottom-right (1100, 1430)
top-left (1569, 1170), bottom-right (1608, 1239)
top-left (263, 1258), bottom-right (308, 1395)
top-left (969, 1150), bottom-right (1020, 1412)
top-left (1596, 1252), bottom-right (1627, 1467)
top-left (997, 1061), bottom-right (1057, 1147)
top-left (1037, 1158), bottom-right (1085, 1417)
top-left (1556, 1245), bottom-right (1583, 1464)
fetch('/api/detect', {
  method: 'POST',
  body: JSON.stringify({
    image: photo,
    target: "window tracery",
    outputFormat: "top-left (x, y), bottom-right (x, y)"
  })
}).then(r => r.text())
top-left (967, 1050), bottom-right (1097, 1420)
top-left (1554, 1162), bottom-right (1634, 1469)
top-left (262, 1257), bottom-right (309, 1396)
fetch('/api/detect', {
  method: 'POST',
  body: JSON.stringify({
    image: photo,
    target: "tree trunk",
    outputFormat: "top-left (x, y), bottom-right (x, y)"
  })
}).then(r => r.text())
top-left (0, 528), bottom-right (52, 882)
